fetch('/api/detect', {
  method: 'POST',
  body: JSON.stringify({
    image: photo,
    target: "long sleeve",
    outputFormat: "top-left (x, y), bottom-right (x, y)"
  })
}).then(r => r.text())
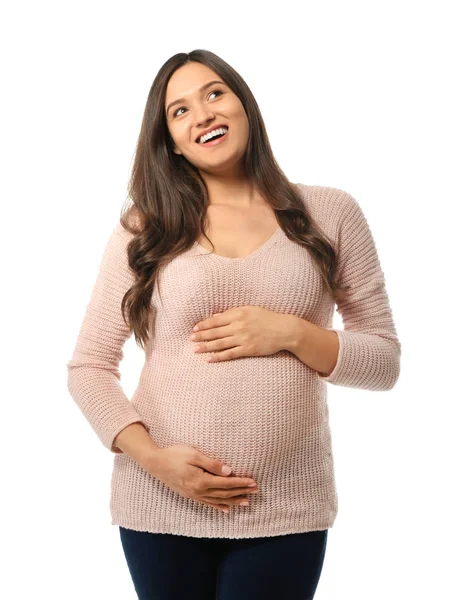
top-left (66, 222), bottom-right (149, 453)
top-left (317, 192), bottom-right (401, 391)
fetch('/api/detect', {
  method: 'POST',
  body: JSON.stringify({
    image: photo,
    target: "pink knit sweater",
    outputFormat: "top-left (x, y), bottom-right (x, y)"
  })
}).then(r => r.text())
top-left (66, 183), bottom-right (401, 539)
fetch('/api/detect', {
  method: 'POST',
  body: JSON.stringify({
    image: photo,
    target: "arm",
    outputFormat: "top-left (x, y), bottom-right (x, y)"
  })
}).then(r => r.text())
top-left (113, 422), bottom-right (163, 468)
top-left (288, 192), bottom-right (401, 391)
top-left (285, 320), bottom-right (340, 378)
top-left (66, 222), bottom-right (151, 453)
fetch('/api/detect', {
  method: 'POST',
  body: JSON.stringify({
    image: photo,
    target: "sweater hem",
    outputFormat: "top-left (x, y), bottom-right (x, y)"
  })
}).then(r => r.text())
top-left (110, 512), bottom-right (335, 540)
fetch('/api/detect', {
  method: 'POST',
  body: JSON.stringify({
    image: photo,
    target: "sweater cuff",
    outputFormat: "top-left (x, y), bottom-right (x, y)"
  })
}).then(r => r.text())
top-left (317, 328), bottom-right (400, 390)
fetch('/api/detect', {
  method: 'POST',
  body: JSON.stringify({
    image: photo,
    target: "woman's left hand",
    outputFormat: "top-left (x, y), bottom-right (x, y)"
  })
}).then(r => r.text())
top-left (190, 306), bottom-right (296, 362)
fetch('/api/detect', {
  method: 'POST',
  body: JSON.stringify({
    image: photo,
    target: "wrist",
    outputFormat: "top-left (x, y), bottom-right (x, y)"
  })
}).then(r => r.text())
top-left (113, 422), bottom-right (161, 467)
top-left (282, 314), bottom-right (303, 352)
top-left (138, 446), bottom-right (164, 473)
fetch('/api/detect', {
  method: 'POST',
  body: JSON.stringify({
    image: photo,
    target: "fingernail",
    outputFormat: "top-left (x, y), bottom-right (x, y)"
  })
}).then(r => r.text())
top-left (222, 466), bottom-right (232, 475)
top-left (222, 508), bottom-right (229, 513)
top-left (248, 483), bottom-right (256, 487)
top-left (240, 501), bottom-right (249, 506)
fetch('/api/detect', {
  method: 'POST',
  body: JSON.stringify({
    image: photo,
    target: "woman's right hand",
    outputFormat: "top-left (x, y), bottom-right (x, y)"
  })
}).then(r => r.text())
top-left (142, 443), bottom-right (259, 513)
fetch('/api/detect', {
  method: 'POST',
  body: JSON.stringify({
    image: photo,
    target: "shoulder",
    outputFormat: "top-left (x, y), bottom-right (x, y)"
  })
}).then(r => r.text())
top-left (295, 182), bottom-right (357, 213)
top-left (294, 182), bottom-right (359, 239)
top-left (113, 205), bottom-right (144, 241)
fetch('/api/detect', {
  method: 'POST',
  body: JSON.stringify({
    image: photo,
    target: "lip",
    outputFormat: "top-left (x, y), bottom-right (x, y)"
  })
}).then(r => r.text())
top-left (195, 124), bottom-right (229, 144)
top-left (198, 129), bottom-right (228, 149)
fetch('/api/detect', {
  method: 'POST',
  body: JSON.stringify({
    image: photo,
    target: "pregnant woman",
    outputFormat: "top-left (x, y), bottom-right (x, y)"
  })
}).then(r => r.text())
top-left (67, 48), bottom-right (401, 599)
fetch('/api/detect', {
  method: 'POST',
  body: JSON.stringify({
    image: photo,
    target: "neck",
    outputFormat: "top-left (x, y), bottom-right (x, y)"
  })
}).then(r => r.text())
top-left (199, 171), bottom-right (264, 208)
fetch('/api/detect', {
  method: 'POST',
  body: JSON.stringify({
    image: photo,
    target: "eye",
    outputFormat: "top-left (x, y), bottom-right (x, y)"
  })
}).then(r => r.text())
top-left (209, 89), bottom-right (224, 99)
top-left (173, 89), bottom-right (224, 118)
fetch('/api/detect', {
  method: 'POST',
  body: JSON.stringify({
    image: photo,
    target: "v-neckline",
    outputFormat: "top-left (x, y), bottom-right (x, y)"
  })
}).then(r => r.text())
top-left (192, 225), bottom-right (284, 261)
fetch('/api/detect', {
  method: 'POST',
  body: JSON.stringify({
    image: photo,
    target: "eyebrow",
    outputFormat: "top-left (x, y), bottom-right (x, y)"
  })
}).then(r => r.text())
top-left (166, 80), bottom-right (226, 116)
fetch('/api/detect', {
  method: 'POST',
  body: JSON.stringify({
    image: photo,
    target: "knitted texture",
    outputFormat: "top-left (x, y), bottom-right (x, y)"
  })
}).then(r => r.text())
top-left (66, 184), bottom-right (401, 539)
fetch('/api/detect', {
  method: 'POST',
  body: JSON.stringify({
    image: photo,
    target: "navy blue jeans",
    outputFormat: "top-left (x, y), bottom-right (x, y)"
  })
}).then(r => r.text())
top-left (119, 526), bottom-right (328, 599)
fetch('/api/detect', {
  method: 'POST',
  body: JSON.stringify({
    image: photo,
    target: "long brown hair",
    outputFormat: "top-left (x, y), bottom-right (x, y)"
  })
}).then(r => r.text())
top-left (119, 49), bottom-right (350, 351)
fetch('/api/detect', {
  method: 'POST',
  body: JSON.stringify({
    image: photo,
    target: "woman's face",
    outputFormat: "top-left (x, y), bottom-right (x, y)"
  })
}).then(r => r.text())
top-left (165, 62), bottom-right (249, 175)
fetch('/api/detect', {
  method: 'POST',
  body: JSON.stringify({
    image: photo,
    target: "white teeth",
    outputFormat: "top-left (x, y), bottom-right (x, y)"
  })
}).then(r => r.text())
top-left (198, 127), bottom-right (228, 144)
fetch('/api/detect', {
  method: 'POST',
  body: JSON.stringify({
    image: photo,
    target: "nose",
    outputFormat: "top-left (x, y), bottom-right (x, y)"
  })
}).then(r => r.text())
top-left (194, 109), bottom-right (216, 127)
top-left (193, 116), bottom-right (216, 141)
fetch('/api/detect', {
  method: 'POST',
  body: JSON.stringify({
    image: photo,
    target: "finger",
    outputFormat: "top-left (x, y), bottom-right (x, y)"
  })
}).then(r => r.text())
top-left (199, 499), bottom-right (230, 513)
top-left (207, 486), bottom-right (258, 499)
top-left (194, 336), bottom-right (235, 353)
top-left (204, 473), bottom-right (257, 490)
top-left (206, 347), bottom-right (242, 362)
top-left (200, 495), bottom-right (248, 507)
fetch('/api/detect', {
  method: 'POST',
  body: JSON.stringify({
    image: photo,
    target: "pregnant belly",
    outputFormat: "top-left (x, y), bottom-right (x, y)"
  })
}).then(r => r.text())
top-left (132, 355), bottom-right (326, 478)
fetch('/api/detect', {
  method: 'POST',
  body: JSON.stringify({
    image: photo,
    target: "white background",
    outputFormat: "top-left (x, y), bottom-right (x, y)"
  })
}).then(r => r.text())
top-left (1, 1), bottom-right (467, 598)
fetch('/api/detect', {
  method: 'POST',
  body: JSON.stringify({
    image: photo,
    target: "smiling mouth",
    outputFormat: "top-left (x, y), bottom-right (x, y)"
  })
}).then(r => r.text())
top-left (197, 126), bottom-right (229, 144)
top-left (197, 130), bottom-right (229, 149)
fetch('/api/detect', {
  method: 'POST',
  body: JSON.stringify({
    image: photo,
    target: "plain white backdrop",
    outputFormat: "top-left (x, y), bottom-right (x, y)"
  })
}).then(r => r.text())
top-left (2, 1), bottom-right (467, 598)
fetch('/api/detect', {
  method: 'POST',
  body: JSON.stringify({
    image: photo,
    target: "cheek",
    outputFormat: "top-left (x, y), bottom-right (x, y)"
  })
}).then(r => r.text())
top-left (230, 105), bottom-right (249, 135)
top-left (169, 124), bottom-right (189, 145)
top-left (231, 102), bottom-right (248, 123)
top-left (233, 117), bottom-right (250, 146)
